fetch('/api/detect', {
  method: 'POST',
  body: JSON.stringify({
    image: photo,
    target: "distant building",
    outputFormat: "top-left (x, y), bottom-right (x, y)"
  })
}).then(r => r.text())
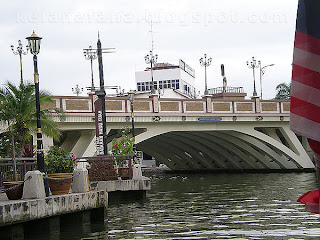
top-left (135, 59), bottom-right (197, 99)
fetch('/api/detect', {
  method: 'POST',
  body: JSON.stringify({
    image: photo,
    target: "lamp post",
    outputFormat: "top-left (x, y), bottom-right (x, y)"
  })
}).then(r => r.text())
top-left (83, 46), bottom-right (97, 92)
top-left (128, 90), bottom-right (136, 165)
top-left (128, 90), bottom-right (135, 143)
top-left (11, 40), bottom-right (29, 84)
top-left (199, 54), bottom-right (212, 95)
top-left (26, 30), bottom-right (49, 196)
top-left (247, 56), bottom-right (260, 97)
top-left (144, 50), bottom-right (158, 95)
top-left (259, 62), bottom-right (275, 99)
top-left (72, 84), bottom-right (84, 96)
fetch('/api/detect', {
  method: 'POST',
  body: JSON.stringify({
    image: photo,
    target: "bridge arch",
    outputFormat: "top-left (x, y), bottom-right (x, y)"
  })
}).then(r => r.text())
top-left (134, 122), bottom-right (314, 171)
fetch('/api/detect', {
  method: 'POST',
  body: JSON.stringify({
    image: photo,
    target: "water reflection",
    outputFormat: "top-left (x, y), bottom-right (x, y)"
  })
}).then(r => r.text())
top-left (88, 172), bottom-right (319, 239)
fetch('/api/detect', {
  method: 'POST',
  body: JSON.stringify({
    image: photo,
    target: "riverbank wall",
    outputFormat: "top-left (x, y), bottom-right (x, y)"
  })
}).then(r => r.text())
top-left (0, 178), bottom-right (150, 239)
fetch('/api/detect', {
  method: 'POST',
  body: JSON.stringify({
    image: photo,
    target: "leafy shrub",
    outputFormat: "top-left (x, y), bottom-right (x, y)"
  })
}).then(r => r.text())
top-left (45, 146), bottom-right (76, 173)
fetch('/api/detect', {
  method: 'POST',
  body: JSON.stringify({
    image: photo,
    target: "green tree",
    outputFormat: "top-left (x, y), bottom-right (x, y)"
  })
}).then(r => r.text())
top-left (275, 82), bottom-right (291, 100)
top-left (0, 81), bottom-right (62, 159)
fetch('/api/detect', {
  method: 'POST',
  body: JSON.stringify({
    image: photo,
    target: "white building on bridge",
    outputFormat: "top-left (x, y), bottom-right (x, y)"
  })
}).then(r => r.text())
top-left (135, 60), bottom-right (197, 99)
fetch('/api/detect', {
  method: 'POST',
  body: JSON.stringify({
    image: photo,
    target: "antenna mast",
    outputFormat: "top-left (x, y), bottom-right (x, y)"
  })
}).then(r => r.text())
top-left (148, 20), bottom-right (156, 52)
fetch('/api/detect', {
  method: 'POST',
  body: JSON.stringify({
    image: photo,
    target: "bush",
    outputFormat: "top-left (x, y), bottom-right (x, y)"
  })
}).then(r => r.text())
top-left (45, 146), bottom-right (76, 173)
top-left (111, 127), bottom-right (135, 156)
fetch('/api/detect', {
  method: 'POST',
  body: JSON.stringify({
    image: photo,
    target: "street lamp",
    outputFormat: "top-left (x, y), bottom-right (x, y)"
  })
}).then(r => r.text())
top-left (72, 84), bottom-right (84, 96)
top-left (26, 30), bottom-right (49, 196)
top-left (128, 90), bottom-right (135, 145)
top-left (246, 56), bottom-right (260, 97)
top-left (144, 50), bottom-right (158, 95)
top-left (83, 46), bottom-right (98, 92)
top-left (11, 40), bottom-right (29, 84)
top-left (199, 54), bottom-right (212, 95)
top-left (259, 62), bottom-right (275, 99)
top-left (128, 90), bottom-right (136, 165)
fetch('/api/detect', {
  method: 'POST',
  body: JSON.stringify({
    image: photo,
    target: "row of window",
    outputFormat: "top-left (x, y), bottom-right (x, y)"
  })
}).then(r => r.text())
top-left (159, 80), bottom-right (179, 89)
top-left (137, 80), bottom-right (181, 91)
top-left (137, 81), bottom-right (156, 91)
top-left (137, 79), bottom-right (196, 98)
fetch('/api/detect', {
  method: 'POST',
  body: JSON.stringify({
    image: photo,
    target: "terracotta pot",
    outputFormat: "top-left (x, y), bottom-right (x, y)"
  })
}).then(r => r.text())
top-left (118, 167), bottom-right (132, 180)
top-left (3, 181), bottom-right (24, 200)
top-left (48, 173), bottom-right (73, 195)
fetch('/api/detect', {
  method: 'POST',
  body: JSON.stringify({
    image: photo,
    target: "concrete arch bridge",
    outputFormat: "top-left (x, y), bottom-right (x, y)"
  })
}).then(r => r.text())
top-left (48, 95), bottom-right (314, 171)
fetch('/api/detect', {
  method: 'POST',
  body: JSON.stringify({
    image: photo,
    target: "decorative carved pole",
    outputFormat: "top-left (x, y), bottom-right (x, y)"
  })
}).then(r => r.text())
top-left (96, 35), bottom-right (107, 155)
top-left (93, 33), bottom-right (115, 155)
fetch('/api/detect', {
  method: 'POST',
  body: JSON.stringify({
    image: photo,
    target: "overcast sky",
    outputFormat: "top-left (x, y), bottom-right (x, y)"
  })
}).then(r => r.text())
top-left (1, 0), bottom-right (298, 99)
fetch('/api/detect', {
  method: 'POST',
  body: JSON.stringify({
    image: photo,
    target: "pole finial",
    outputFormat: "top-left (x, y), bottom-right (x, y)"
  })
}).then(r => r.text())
top-left (221, 64), bottom-right (225, 76)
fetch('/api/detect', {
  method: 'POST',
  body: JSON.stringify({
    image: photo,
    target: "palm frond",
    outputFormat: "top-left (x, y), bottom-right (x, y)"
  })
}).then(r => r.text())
top-left (0, 81), bottom-right (63, 157)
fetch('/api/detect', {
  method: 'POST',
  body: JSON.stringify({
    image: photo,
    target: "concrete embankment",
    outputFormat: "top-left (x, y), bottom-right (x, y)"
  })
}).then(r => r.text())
top-left (0, 178), bottom-right (150, 227)
top-left (0, 177), bottom-right (151, 240)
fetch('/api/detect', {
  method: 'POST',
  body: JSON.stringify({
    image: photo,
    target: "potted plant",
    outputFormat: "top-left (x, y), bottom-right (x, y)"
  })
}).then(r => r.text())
top-left (111, 127), bottom-right (135, 179)
top-left (2, 167), bottom-right (24, 200)
top-left (45, 146), bottom-right (77, 195)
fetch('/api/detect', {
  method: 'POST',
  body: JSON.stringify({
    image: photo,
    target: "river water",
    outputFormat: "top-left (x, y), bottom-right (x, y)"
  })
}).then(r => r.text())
top-left (72, 172), bottom-right (319, 240)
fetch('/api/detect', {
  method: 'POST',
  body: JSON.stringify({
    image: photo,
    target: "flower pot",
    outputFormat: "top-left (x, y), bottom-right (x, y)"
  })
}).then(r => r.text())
top-left (3, 181), bottom-right (24, 200)
top-left (118, 167), bottom-right (132, 180)
top-left (48, 173), bottom-right (73, 195)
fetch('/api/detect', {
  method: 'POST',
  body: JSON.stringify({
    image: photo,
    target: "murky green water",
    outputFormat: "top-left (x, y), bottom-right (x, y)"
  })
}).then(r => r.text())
top-left (76, 172), bottom-right (319, 240)
top-left (20, 172), bottom-right (313, 239)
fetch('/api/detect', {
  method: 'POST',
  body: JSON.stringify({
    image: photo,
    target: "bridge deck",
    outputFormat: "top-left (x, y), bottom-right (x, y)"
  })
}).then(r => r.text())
top-left (44, 96), bottom-right (314, 171)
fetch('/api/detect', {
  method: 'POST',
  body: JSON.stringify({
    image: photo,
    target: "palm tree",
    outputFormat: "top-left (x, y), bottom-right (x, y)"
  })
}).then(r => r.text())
top-left (275, 82), bottom-right (291, 100)
top-left (0, 81), bottom-right (62, 180)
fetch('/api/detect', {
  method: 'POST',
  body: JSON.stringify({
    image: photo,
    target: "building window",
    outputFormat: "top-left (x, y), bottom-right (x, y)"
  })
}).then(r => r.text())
top-left (144, 81), bottom-right (150, 91)
top-left (171, 80), bottom-right (175, 89)
top-left (159, 81), bottom-right (163, 89)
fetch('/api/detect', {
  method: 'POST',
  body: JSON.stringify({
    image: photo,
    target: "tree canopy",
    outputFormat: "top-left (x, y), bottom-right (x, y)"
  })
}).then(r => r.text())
top-left (274, 82), bottom-right (291, 100)
top-left (0, 81), bottom-right (62, 157)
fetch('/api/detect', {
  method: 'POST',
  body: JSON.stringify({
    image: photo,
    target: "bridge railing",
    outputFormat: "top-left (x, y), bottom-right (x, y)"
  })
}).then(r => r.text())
top-left (208, 86), bottom-right (244, 94)
top-left (0, 158), bottom-right (37, 188)
top-left (49, 95), bottom-right (290, 115)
